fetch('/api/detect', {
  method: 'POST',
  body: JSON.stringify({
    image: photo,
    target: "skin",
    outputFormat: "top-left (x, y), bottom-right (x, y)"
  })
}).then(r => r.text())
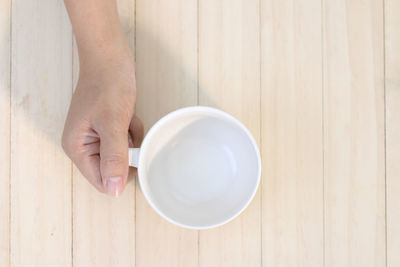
top-left (62, 0), bottom-right (143, 196)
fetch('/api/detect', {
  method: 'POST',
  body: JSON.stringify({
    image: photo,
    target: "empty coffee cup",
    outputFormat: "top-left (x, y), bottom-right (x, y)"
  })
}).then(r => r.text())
top-left (129, 106), bottom-right (261, 229)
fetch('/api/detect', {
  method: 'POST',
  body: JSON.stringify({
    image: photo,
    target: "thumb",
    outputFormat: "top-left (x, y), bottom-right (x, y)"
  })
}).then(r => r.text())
top-left (98, 127), bottom-right (129, 197)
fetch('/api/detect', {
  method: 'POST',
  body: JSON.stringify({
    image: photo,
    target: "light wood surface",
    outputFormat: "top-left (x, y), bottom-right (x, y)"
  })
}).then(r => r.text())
top-left (261, 0), bottom-right (323, 266)
top-left (386, 0), bottom-right (400, 266)
top-left (0, 0), bottom-right (10, 266)
top-left (323, 1), bottom-right (386, 266)
top-left (1, 0), bottom-right (398, 266)
top-left (10, 0), bottom-right (72, 266)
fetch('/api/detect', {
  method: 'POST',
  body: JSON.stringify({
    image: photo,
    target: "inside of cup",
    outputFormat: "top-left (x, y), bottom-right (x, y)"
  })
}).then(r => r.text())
top-left (139, 108), bottom-right (260, 228)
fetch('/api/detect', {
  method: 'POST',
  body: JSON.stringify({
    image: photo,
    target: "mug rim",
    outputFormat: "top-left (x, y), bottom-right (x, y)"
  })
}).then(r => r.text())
top-left (137, 105), bottom-right (261, 230)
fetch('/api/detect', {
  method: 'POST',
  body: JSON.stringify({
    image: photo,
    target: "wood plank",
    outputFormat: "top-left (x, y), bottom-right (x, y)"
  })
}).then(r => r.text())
top-left (0, 0), bottom-right (10, 265)
top-left (10, 0), bottom-right (72, 266)
top-left (385, 0), bottom-right (400, 266)
top-left (198, 0), bottom-right (261, 266)
top-left (135, 0), bottom-right (198, 266)
top-left (323, 0), bottom-right (386, 266)
top-left (72, 1), bottom-right (136, 266)
top-left (261, 0), bottom-right (323, 266)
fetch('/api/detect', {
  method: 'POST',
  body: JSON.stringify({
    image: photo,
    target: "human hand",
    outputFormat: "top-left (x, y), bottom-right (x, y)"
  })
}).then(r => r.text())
top-left (62, 51), bottom-right (144, 197)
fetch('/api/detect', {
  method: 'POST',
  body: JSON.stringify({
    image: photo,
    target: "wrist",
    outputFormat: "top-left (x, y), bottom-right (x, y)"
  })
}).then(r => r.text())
top-left (77, 48), bottom-right (136, 98)
top-left (78, 35), bottom-right (133, 71)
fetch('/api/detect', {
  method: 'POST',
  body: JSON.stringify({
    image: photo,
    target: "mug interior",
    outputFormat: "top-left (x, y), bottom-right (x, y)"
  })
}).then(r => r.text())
top-left (138, 107), bottom-right (260, 229)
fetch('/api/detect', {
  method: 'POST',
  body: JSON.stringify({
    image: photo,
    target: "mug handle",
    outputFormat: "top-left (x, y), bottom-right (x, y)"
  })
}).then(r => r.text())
top-left (128, 148), bottom-right (140, 168)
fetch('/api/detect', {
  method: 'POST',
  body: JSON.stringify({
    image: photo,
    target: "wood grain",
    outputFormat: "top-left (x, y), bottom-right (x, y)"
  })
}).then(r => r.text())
top-left (323, 0), bottom-right (386, 266)
top-left (135, 0), bottom-right (198, 266)
top-left (0, 0), bottom-right (396, 265)
top-left (72, 177), bottom-right (135, 267)
top-left (0, 0), bottom-right (10, 265)
top-left (261, 0), bottom-right (324, 266)
top-left (385, 0), bottom-right (400, 266)
top-left (10, 0), bottom-right (72, 266)
top-left (198, 0), bottom-right (261, 266)
top-left (72, 1), bottom-right (136, 267)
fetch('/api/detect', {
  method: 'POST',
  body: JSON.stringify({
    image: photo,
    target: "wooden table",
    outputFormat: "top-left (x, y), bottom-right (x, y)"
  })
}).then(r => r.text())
top-left (0, 0), bottom-right (399, 266)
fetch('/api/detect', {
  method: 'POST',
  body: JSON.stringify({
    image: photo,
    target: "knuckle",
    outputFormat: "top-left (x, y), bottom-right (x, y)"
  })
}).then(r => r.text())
top-left (61, 130), bottom-right (79, 158)
top-left (94, 104), bottom-right (132, 131)
top-left (96, 114), bottom-right (126, 133)
top-left (98, 123), bottom-right (129, 142)
top-left (98, 110), bottom-right (118, 124)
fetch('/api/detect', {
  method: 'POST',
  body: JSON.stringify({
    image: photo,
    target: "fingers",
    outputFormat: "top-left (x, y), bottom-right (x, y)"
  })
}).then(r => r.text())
top-left (75, 154), bottom-right (105, 193)
top-left (129, 115), bottom-right (144, 147)
top-left (62, 135), bottom-right (105, 193)
top-left (128, 115), bottom-right (144, 179)
top-left (62, 114), bottom-right (143, 197)
top-left (129, 115), bottom-right (144, 177)
top-left (98, 126), bottom-right (129, 197)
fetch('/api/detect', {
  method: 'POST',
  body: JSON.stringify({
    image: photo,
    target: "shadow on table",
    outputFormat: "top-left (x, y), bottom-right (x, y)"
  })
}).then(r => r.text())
top-left (5, 15), bottom-right (219, 187)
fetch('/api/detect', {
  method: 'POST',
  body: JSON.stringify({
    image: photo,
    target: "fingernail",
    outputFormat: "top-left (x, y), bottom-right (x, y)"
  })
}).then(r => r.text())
top-left (105, 177), bottom-right (123, 197)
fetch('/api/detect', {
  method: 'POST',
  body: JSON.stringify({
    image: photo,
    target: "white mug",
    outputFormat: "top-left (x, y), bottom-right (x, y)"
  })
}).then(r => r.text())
top-left (129, 106), bottom-right (261, 229)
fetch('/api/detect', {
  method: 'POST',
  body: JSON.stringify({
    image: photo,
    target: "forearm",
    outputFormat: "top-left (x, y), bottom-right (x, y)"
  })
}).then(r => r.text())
top-left (64, 0), bottom-right (132, 72)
